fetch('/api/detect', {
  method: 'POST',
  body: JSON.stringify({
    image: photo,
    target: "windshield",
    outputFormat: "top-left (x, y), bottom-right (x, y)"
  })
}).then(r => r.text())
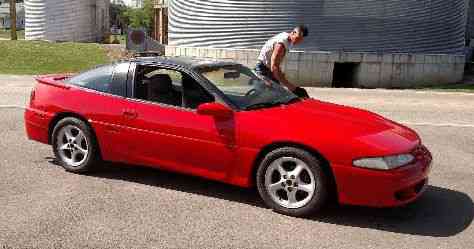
top-left (196, 63), bottom-right (298, 110)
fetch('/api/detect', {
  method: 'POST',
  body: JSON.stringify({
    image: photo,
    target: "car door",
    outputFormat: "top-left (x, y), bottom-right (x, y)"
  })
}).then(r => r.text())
top-left (124, 64), bottom-right (236, 181)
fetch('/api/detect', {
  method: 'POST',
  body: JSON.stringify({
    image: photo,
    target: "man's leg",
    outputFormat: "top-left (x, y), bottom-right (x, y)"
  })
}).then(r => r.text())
top-left (255, 62), bottom-right (280, 84)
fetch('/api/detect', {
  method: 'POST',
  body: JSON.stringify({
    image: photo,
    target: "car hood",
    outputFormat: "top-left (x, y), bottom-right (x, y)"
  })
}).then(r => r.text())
top-left (288, 99), bottom-right (403, 134)
top-left (244, 99), bottom-right (420, 161)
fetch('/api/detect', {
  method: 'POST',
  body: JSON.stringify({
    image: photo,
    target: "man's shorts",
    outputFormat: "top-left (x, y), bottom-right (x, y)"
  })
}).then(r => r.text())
top-left (255, 61), bottom-right (280, 84)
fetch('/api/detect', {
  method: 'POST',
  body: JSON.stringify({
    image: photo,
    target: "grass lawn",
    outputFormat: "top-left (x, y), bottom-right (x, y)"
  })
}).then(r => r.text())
top-left (0, 40), bottom-right (109, 75)
top-left (0, 29), bottom-right (25, 39)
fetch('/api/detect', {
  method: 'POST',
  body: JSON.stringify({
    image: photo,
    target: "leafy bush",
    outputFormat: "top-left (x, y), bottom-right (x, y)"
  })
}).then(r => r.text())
top-left (122, 0), bottom-right (154, 31)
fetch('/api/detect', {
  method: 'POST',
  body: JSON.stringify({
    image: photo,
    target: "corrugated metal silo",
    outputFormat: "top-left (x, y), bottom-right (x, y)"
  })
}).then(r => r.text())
top-left (169, 0), bottom-right (466, 54)
top-left (24, 0), bottom-right (46, 40)
top-left (25, 0), bottom-right (109, 42)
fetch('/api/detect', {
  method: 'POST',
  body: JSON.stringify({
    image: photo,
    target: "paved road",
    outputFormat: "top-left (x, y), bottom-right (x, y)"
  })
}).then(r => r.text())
top-left (0, 75), bottom-right (473, 249)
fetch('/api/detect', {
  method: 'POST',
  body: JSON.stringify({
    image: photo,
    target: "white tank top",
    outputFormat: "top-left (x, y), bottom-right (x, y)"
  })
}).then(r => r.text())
top-left (257, 32), bottom-right (291, 68)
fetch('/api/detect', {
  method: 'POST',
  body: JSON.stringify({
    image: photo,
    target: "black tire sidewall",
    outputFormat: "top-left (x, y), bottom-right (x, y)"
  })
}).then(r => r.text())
top-left (256, 147), bottom-right (328, 217)
top-left (52, 117), bottom-right (98, 173)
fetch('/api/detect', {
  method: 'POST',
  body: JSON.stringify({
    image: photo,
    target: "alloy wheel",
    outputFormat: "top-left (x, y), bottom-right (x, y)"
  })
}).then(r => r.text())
top-left (56, 125), bottom-right (89, 167)
top-left (264, 157), bottom-right (316, 209)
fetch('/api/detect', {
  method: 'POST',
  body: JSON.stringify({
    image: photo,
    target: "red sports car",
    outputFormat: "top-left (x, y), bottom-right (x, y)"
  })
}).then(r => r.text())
top-left (25, 57), bottom-right (432, 217)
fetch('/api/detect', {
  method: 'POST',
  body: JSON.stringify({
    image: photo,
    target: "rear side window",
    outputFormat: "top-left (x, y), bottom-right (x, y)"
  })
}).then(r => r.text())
top-left (110, 63), bottom-right (129, 97)
top-left (67, 65), bottom-right (123, 95)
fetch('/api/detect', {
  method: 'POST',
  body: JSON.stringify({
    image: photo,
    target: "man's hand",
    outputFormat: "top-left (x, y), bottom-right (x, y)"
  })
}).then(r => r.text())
top-left (256, 74), bottom-right (273, 87)
top-left (285, 82), bottom-right (297, 92)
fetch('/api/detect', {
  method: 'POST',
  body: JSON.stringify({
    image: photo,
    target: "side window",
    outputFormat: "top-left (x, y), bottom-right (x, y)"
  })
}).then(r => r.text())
top-left (67, 64), bottom-right (129, 97)
top-left (182, 74), bottom-right (215, 109)
top-left (67, 65), bottom-right (113, 94)
top-left (134, 66), bottom-right (183, 107)
top-left (145, 68), bottom-right (182, 86)
top-left (134, 65), bottom-right (215, 109)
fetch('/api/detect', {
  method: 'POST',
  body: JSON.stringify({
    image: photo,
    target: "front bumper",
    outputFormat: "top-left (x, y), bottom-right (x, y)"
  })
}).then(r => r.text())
top-left (332, 145), bottom-right (432, 207)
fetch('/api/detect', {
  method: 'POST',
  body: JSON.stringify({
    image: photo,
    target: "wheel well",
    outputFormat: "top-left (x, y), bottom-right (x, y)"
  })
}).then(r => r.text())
top-left (48, 112), bottom-right (102, 159)
top-left (48, 113), bottom-right (99, 150)
top-left (251, 142), bottom-right (338, 202)
top-left (49, 113), bottom-right (83, 144)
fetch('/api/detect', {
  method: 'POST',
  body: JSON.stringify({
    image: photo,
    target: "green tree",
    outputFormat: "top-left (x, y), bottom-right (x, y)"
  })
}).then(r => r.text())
top-left (123, 0), bottom-right (154, 31)
top-left (110, 2), bottom-right (127, 28)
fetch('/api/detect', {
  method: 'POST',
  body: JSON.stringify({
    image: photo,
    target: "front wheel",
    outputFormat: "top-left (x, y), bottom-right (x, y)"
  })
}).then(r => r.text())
top-left (256, 147), bottom-right (328, 217)
top-left (52, 117), bottom-right (100, 173)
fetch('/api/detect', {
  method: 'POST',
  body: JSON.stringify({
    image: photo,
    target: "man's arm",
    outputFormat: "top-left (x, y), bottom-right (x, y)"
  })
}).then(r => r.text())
top-left (271, 43), bottom-right (297, 91)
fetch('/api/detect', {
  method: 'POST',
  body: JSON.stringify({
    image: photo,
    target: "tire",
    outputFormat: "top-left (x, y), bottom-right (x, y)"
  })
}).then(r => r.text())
top-left (256, 147), bottom-right (328, 217)
top-left (51, 117), bottom-right (100, 173)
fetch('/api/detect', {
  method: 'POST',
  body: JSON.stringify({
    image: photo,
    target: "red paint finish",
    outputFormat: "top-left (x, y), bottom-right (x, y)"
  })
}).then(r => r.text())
top-left (25, 75), bottom-right (432, 208)
top-left (121, 99), bottom-right (236, 181)
top-left (332, 145), bottom-right (431, 207)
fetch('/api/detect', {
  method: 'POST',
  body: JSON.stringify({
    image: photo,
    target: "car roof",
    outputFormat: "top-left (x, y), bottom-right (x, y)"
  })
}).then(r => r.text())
top-left (130, 56), bottom-right (239, 70)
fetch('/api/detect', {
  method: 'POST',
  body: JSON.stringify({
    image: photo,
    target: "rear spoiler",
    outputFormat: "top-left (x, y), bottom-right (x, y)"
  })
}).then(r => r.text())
top-left (34, 74), bottom-right (73, 89)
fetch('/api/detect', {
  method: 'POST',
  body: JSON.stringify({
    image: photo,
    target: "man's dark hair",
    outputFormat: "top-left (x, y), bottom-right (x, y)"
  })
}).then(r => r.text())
top-left (296, 25), bottom-right (309, 37)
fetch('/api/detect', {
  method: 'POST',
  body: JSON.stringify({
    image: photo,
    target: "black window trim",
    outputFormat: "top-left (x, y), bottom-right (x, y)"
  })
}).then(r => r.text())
top-left (110, 61), bottom-right (131, 98)
top-left (66, 83), bottom-right (128, 100)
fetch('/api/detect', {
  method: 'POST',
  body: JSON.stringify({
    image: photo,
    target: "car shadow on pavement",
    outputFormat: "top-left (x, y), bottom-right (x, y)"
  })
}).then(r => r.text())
top-left (47, 158), bottom-right (473, 237)
top-left (315, 186), bottom-right (473, 237)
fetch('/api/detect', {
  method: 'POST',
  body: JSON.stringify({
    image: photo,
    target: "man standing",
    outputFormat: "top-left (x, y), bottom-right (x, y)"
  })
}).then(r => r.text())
top-left (256, 25), bottom-right (309, 98)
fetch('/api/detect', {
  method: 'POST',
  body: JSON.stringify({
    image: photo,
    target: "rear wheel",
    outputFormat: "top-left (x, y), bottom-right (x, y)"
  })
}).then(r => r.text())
top-left (256, 147), bottom-right (328, 217)
top-left (52, 117), bottom-right (99, 173)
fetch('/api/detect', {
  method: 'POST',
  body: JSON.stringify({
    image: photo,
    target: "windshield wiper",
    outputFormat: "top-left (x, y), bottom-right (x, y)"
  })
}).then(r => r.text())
top-left (244, 101), bottom-right (283, 110)
top-left (244, 97), bottom-right (302, 110)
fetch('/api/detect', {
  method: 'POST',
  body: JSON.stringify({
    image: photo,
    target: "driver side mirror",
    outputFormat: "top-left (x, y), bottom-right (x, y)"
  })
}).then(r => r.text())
top-left (197, 102), bottom-right (233, 118)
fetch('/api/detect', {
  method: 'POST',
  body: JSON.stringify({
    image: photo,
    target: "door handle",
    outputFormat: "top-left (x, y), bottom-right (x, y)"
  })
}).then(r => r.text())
top-left (122, 109), bottom-right (138, 119)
